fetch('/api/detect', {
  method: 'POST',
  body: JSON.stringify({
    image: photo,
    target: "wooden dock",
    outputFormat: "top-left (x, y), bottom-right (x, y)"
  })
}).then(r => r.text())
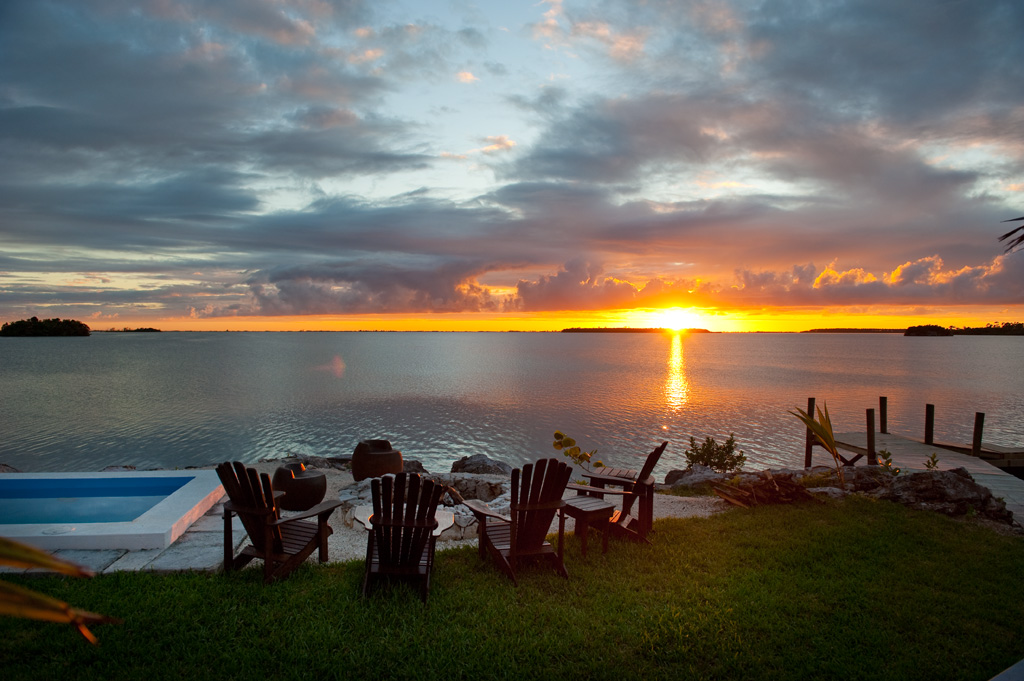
top-left (833, 431), bottom-right (1024, 520)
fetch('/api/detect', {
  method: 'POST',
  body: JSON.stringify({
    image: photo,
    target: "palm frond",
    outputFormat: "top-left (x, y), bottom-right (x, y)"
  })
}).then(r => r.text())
top-left (1, 536), bottom-right (120, 644)
top-left (998, 216), bottom-right (1024, 253)
top-left (790, 402), bottom-right (845, 485)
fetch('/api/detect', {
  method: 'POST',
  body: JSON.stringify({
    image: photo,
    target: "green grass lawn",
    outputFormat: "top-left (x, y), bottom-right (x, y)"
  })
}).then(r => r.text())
top-left (3, 496), bottom-right (1023, 681)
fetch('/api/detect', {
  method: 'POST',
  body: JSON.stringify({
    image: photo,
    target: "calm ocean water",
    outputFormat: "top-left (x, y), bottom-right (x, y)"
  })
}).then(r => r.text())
top-left (2, 332), bottom-right (1022, 477)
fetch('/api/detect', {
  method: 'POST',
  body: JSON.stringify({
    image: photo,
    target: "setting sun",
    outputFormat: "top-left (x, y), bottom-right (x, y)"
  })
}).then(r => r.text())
top-left (621, 307), bottom-right (708, 331)
top-left (657, 308), bottom-right (702, 331)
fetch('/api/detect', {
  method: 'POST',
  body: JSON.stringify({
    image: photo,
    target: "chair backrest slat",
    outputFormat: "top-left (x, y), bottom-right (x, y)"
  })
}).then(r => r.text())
top-left (216, 461), bottom-right (282, 553)
top-left (397, 473), bottom-right (418, 564)
top-left (510, 458), bottom-right (570, 553)
top-left (637, 442), bottom-right (668, 483)
top-left (370, 473), bottom-right (443, 571)
top-left (620, 442), bottom-right (667, 517)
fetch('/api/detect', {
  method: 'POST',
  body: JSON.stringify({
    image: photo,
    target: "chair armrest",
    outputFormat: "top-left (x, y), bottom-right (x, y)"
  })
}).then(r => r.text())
top-left (581, 471), bottom-right (635, 488)
top-left (511, 499), bottom-right (566, 512)
top-left (462, 498), bottom-right (511, 523)
top-left (566, 483), bottom-right (630, 496)
top-left (223, 500), bottom-right (276, 517)
top-left (272, 499), bottom-right (342, 525)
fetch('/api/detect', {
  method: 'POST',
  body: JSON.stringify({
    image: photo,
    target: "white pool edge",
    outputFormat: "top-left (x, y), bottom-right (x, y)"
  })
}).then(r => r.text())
top-left (2, 470), bottom-right (224, 551)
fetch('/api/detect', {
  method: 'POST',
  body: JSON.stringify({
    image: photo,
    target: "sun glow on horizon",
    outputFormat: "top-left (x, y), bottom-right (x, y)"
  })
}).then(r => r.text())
top-left (627, 307), bottom-right (708, 331)
top-left (85, 302), bottom-right (1024, 334)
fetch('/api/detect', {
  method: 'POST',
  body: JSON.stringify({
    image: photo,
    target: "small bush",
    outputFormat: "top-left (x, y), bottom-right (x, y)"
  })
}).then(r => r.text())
top-left (685, 434), bottom-right (746, 473)
top-left (877, 449), bottom-right (901, 477)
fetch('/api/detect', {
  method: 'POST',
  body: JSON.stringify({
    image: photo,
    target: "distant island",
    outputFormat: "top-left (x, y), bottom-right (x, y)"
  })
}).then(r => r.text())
top-left (0, 316), bottom-right (91, 336)
top-left (561, 327), bottom-right (713, 333)
top-left (904, 325), bottom-right (954, 337)
top-left (950, 322), bottom-right (1024, 335)
top-left (805, 323), bottom-right (1023, 336)
top-left (105, 327), bottom-right (162, 332)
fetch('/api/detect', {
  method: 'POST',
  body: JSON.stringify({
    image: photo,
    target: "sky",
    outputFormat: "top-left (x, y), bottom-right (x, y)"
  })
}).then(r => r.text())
top-left (1, 0), bottom-right (1023, 332)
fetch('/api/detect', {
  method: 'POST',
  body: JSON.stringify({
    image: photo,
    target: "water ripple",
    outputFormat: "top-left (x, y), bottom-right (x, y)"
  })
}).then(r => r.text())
top-left (2, 332), bottom-right (1022, 474)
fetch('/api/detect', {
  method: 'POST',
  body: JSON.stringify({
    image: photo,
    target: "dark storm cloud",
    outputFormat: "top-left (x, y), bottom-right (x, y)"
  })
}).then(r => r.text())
top-left (231, 258), bottom-right (504, 316)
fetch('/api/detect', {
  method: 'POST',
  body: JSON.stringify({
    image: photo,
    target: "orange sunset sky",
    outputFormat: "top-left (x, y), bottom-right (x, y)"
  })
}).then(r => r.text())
top-left (2, 1), bottom-right (1022, 333)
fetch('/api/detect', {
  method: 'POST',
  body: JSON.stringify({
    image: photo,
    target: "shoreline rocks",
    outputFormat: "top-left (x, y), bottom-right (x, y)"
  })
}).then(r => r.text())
top-left (665, 463), bottom-right (1017, 527)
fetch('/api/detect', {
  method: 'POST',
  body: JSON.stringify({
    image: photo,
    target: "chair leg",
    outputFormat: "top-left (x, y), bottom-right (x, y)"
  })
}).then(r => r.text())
top-left (222, 509), bottom-right (235, 572)
top-left (318, 522), bottom-right (330, 563)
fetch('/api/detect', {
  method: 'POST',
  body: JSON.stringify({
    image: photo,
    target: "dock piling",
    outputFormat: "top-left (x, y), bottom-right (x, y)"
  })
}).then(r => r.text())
top-left (925, 404), bottom-right (935, 445)
top-left (867, 409), bottom-right (877, 464)
top-left (803, 396), bottom-right (816, 468)
top-left (879, 396), bottom-right (888, 434)
top-left (972, 413), bottom-right (985, 457)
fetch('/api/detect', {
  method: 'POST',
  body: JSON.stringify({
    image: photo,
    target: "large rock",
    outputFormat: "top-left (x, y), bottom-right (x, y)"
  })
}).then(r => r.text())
top-left (872, 467), bottom-right (1014, 523)
top-left (840, 465), bottom-right (893, 492)
top-left (666, 464), bottom-right (727, 489)
top-left (403, 459), bottom-right (428, 474)
top-left (450, 454), bottom-right (513, 476)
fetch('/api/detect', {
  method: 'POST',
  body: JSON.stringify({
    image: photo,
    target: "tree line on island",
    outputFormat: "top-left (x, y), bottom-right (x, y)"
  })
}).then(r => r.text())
top-left (0, 317), bottom-right (91, 336)
top-left (0, 317), bottom-right (163, 336)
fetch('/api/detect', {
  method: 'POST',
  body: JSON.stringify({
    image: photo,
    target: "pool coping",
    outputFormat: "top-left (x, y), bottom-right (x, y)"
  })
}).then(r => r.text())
top-left (1, 470), bottom-right (224, 551)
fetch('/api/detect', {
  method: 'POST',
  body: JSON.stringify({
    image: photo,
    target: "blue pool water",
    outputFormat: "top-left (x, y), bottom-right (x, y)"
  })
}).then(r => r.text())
top-left (0, 476), bottom-right (191, 524)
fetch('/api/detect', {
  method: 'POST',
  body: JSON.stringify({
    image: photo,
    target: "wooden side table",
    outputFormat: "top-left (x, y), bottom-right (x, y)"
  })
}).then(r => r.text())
top-left (562, 496), bottom-right (614, 557)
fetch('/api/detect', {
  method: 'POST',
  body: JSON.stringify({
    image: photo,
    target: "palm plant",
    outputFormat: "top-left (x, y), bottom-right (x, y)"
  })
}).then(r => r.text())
top-left (1, 537), bottom-right (119, 644)
top-left (998, 216), bottom-right (1024, 253)
top-left (790, 402), bottom-right (845, 487)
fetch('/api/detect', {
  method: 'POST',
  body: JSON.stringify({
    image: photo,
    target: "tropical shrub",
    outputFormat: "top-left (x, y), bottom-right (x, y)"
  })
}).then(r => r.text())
top-left (790, 402), bottom-right (845, 486)
top-left (684, 434), bottom-right (746, 473)
top-left (877, 449), bottom-right (901, 477)
top-left (552, 431), bottom-right (603, 472)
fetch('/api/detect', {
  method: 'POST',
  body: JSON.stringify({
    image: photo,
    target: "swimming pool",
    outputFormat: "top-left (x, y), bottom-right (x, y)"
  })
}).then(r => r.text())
top-left (0, 470), bottom-right (224, 551)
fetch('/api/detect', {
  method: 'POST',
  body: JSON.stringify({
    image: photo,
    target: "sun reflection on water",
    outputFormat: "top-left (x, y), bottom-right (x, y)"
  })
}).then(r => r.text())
top-left (665, 332), bottom-right (689, 410)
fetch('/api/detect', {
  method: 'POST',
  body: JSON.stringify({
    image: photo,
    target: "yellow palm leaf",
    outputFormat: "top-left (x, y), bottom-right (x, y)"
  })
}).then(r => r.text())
top-left (1, 536), bottom-right (120, 644)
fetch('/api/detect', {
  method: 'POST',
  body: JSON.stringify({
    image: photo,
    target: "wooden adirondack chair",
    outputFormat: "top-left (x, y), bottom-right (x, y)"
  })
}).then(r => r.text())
top-left (216, 461), bottom-right (342, 583)
top-left (362, 473), bottom-right (445, 602)
top-left (568, 442), bottom-right (668, 543)
top-left (463, 458), bottom-right (572, 586)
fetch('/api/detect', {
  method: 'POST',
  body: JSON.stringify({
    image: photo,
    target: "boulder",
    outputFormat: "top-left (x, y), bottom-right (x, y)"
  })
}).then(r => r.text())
top-left (840, 465), bottom-right (893, 492)
top-left (402, 459), bottom-right (428, 474)
top-left (666, 464), bottom-right (727, 489)
top-left (873, 467), bottom-right (1014, 523)
top-left (807, 486), bottom-right (849, 500)
top-left (450, 454), bottom-right (513, 476)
